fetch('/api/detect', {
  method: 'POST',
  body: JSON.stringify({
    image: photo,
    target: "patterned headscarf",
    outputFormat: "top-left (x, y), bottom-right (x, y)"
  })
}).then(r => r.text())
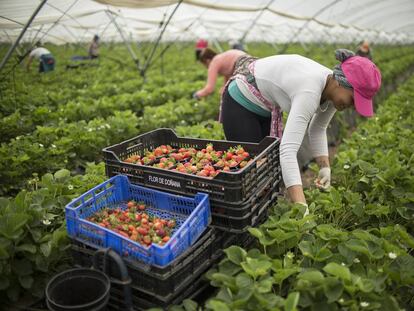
top-left (333, 49), bottom-right (355, 89)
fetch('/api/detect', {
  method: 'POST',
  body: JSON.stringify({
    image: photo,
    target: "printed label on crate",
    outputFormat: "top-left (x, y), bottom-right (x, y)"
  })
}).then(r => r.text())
top-left (144, 172), bottom-right (183, 189)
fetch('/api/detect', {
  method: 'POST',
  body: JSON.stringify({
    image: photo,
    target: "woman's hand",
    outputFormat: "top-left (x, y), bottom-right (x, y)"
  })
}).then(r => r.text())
top-left (192, 91), bottom-right (200, 100)
top-left (315, 167), bottom-right (331, 190)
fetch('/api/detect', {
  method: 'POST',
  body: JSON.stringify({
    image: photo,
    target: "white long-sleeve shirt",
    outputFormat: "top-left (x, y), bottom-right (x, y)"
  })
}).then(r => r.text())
top-left (29, 47), bottom-right (51, 59)
top-left (235, 54), bottom-right (336, 187)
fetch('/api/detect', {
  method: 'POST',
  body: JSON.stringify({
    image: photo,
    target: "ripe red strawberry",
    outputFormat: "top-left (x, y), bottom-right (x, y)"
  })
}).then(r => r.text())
top-left (154, 148), bottom-right (163, 157)
top-left (137, 227), bottom-right (148, 235)
top-left (197, 170), bottom-right (209, 177)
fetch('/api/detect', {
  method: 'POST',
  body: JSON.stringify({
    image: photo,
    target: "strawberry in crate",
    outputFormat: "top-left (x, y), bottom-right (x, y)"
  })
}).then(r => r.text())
top-left (87, 200), bottom-right (177, 247)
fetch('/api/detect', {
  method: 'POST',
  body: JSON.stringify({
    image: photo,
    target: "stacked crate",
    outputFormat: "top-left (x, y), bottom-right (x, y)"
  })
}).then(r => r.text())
top-left (68, 128), bottom-right (281, 310)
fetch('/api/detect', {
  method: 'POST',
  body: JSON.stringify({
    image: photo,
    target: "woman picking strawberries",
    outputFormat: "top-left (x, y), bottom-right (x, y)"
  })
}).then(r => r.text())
top-left (220, 49), bottom-right (381, 210)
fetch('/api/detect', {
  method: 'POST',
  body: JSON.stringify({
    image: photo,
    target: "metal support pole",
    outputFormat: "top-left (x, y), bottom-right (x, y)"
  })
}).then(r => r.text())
top-left (278, 0), bottom-right (342, 55)
top-left (239, 0), bottom-right (275, 44)
top-left (106, 10), bottom-right (140, 70)
top-left (0, 0), bottom-right (48, 72)
top-left (140, 0), bottom-right (183, 78)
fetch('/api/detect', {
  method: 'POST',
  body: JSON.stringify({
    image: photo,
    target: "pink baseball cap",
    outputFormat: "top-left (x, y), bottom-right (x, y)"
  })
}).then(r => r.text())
top-left (341, 56), bottom-right (382, 117)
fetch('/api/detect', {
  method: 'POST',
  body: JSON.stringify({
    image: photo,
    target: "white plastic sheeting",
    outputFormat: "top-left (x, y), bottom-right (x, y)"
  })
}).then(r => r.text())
top-left (0, 0), bottom-right (413, 45)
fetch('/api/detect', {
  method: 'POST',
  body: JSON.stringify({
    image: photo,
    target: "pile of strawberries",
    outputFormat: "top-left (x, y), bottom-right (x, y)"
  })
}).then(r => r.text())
top-left (87, 200), bottom-right (176, 247)
top-left (123, 144), bottom-right (252, 178)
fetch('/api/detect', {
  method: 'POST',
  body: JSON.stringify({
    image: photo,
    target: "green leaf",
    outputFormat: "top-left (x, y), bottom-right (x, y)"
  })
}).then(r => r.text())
top-left (235, 273), bottom-right (253, 288)
top-left (256, 276), bottom-right (273, 293)
top-left (316, 224), bottom-right (348, 242)
top-left (267, 229), bottom-right (298, 244)
top-left (248, 227), bottom-right (263, 239)
top-left (182, 299), bottom-right (198, 311)
top-left (273, 268), bottom-right (300, 285)
top-left (0, 213), bottom-right (30, 240)
top-left (224, 246), bottom-right (247, 265)
top-left (344, 239), bottom-right (370, 257)
top-left (206, 299), bottom-right (231, 311)
top-left (215, 287), bottom-right (233, 303)
top-left (54, 169), bottom-right (70, 181)
top-left (299, 240), bottom-right (332, 262)
top-left (323, 262), bottom-right (351, 281)
top-left (240, 257), bottom-right (272, 280)
top-left (18, 275), bottom-right (34, 289)
top-left (0, 197), bottom-right (10, 210)
top-left (210, 273), bottom-right (236, 290)
top-left (30, 228), bottom-right (43, 242)
top-left (14, 190), bottom-right (28, 213)
top-left (0, 245), bottom-right (9, 259)
top-left (355, 277), bottom-right (375, 293)
top-left (323, 277), bottom-right (344, 303)
top-left (218, 259), bottom-right (242, 276)
top-left (15, 244), bottom-right (37, 254)
top-left (298, 270), bottom-right (325, 284)
top-left (284, 292), bottom-right (299, 311)
top-left (41, 173), bottom-right (54, 185)
top-left (233, 287), bottom-right (254, 306)
top-left (40, 242), bottom-right (52, 257)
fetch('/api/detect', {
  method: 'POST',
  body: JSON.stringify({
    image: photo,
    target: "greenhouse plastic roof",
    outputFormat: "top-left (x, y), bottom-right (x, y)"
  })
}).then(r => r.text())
top-left (1, 0), bottom-right (413, 44)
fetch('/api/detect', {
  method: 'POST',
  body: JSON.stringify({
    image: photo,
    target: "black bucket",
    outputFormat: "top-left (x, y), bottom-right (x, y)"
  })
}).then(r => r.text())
top-left (46, 268), bottom-right (111, 311)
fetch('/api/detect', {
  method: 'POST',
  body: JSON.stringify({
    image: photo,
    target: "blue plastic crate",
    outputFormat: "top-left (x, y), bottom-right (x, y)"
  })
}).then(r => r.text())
top-left (65, 175), bottom-right (211, 266)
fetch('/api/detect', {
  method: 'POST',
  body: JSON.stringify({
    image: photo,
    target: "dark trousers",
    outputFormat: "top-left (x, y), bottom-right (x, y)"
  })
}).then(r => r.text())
top-left (221, 88), bottom-right (271, 143)
top-left (39, 54), bottom-right (55, 73)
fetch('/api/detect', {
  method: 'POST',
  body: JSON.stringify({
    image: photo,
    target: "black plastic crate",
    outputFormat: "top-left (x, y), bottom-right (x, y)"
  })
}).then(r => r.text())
top-left (215, 190), bottom-right (277, 250)
top-left (103, 128), bottom-right (280, 205)
top-left (211, 178), bottom-right (279, 232)
top-left (210, 168), bottom-right (281, 218)
top-left (108, 268), bottom-right (213, 310)
top-left (71, 227), bottom-right (216, 298)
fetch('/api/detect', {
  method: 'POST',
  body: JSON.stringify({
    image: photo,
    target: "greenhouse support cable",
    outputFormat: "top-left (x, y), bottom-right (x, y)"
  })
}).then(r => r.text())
top-left (46, 2), bottom-right (94, 37)
top-left (37, 0), bottom-right (79, 44)
top-left (278, 0), bottom-right (342, 55)
top-left (0, 16), bottom-right (66, 43)
top-left (140, 0), bottom-right (184, 78)
top-left (0, 0), bottom-right (48, 73)
top-left (150, 1), bottom-right (218, 67)
top-left (105, 10), bottom-right (140, 70)
top-left (30, 24), bottom-right (45, 46)
top-left (140, 11), bottom-right (168, 64)
top-left (239, 0), bottom-right (275, 44)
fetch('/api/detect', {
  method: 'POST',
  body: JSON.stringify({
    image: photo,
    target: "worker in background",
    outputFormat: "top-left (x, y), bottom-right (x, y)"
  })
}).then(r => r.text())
top-left (219, 49), bottom-right (381, 213)
top-left (193, 47), bottom-right (247, 100)
top-left (195, 38), bottom-right (208, 61)
top-left (229, 39), bottom-right (246, 52)
top-left (356, 40), bottom-right (372, 60)
top-left (89, 34), bottom-right (100, 59)
top-left (26, 42), bottom-right (55, 73)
